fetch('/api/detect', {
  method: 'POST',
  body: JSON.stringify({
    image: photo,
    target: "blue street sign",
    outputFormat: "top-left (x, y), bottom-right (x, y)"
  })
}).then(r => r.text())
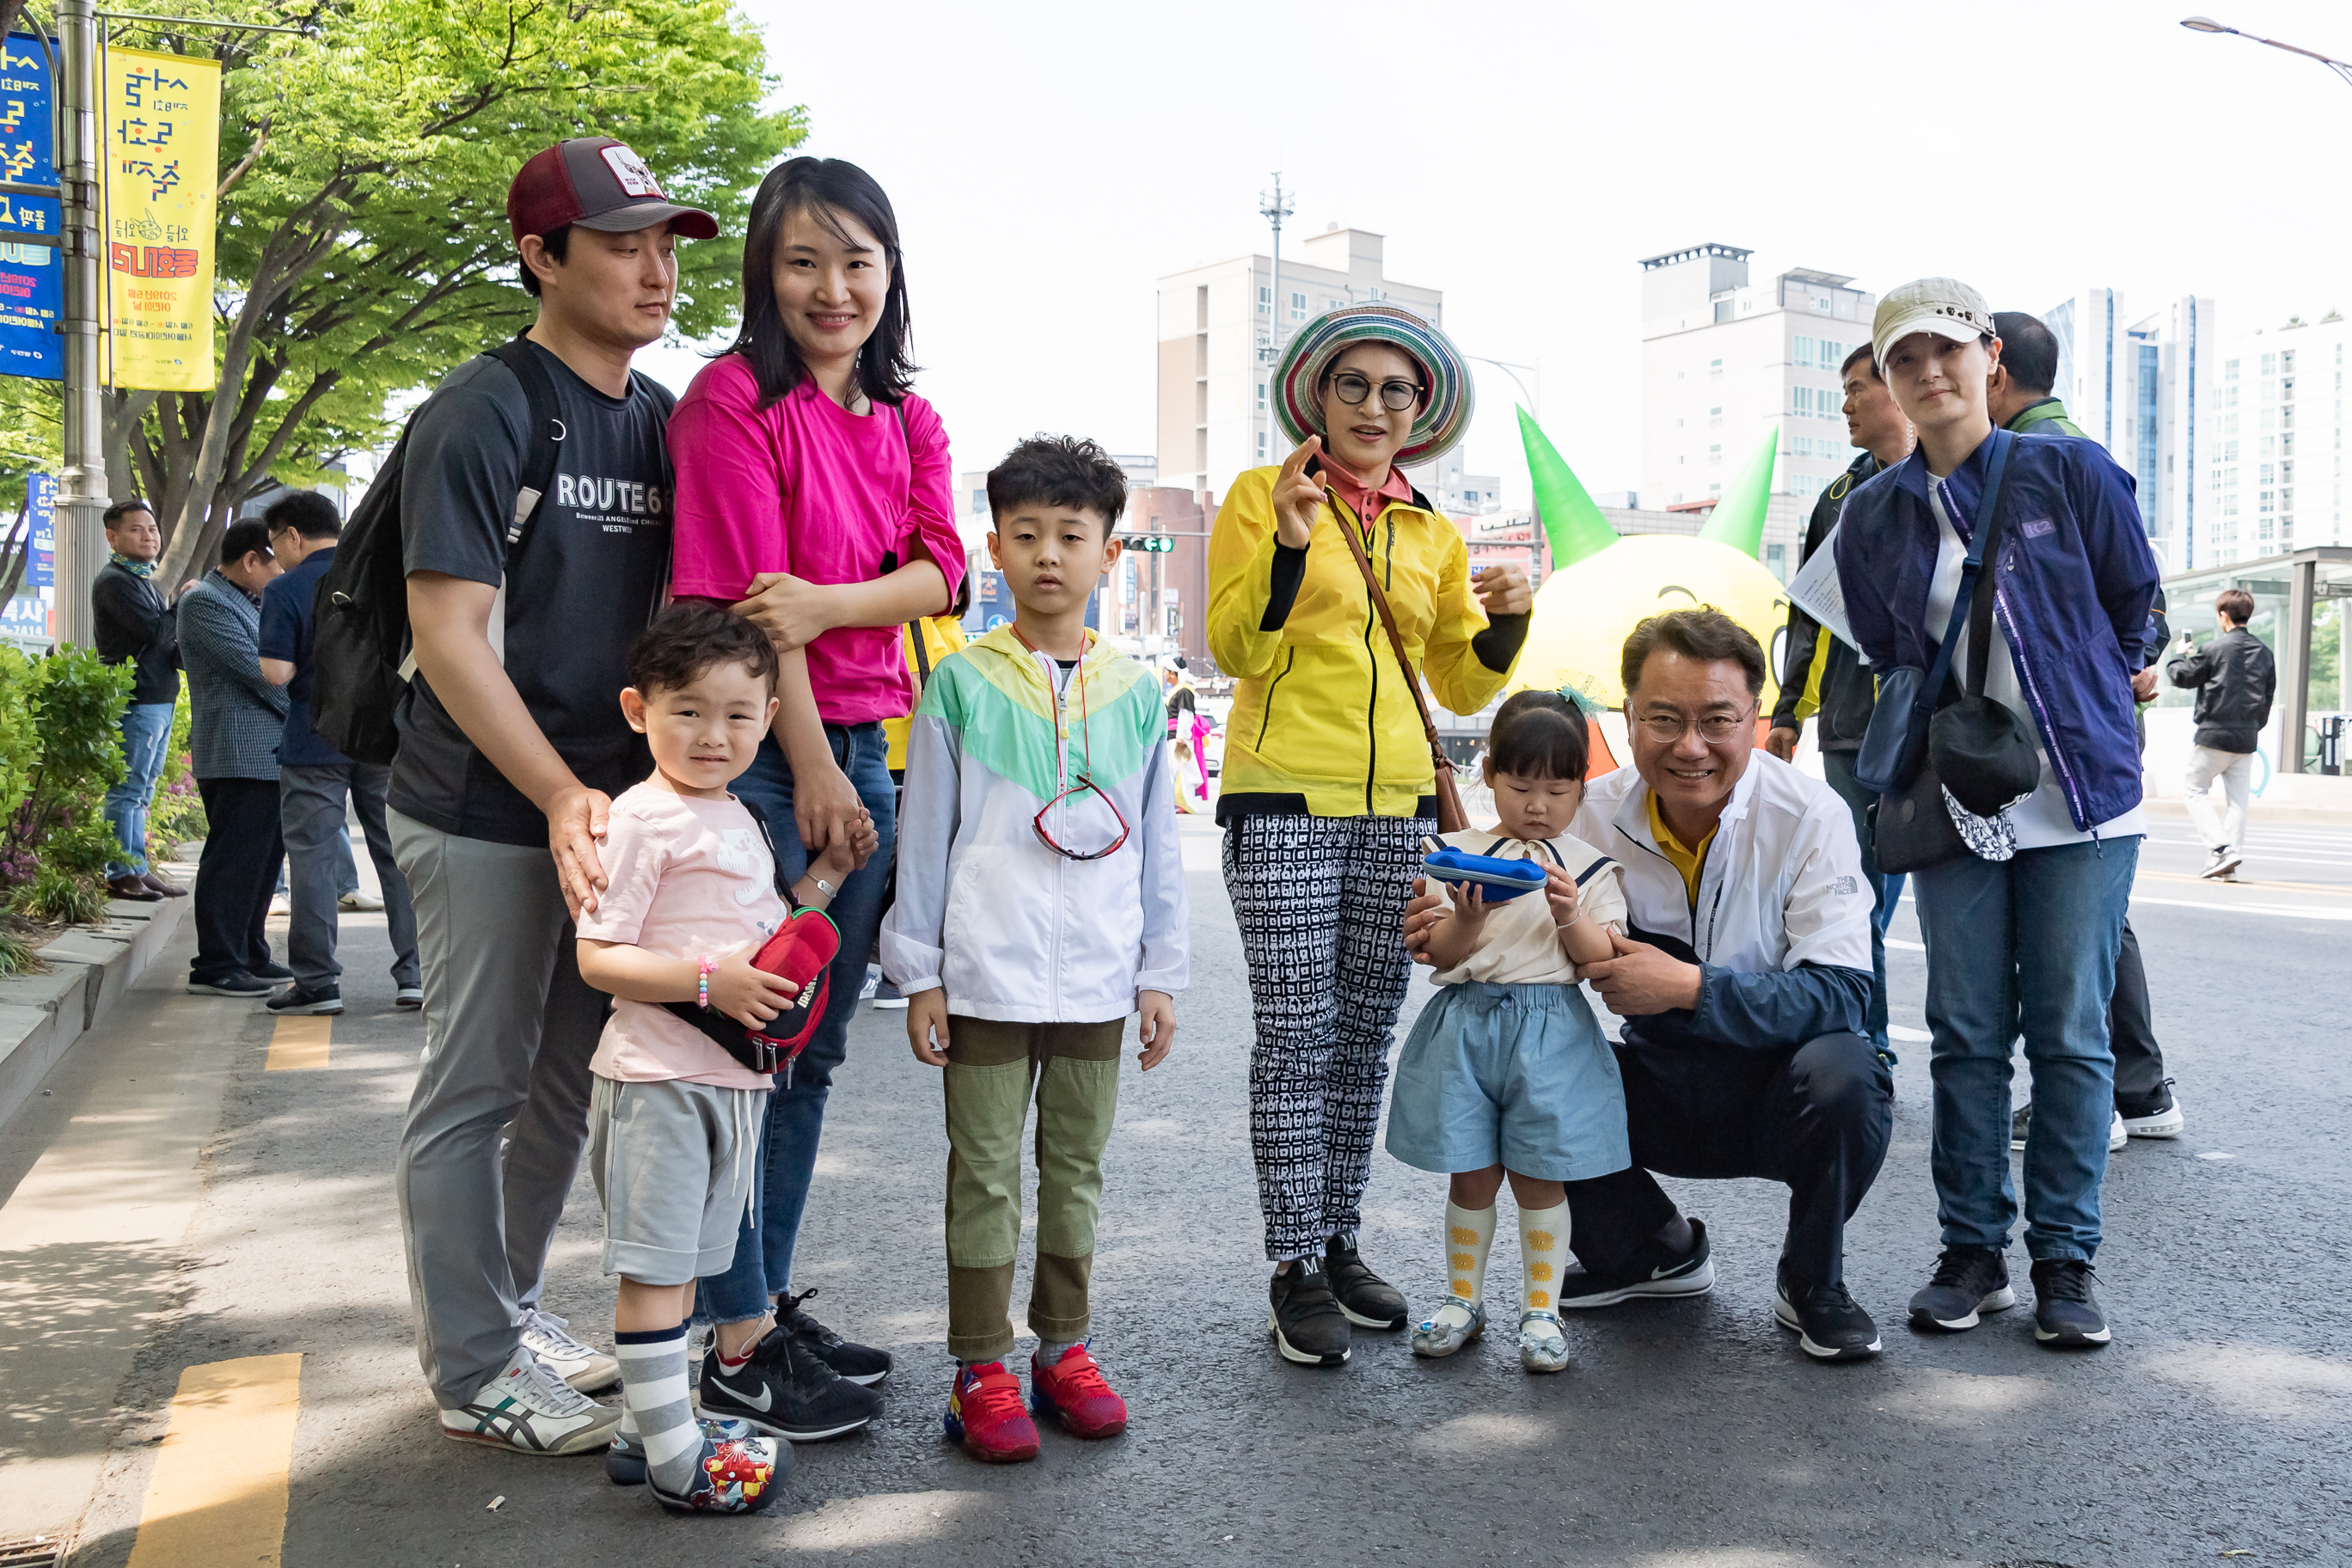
top-left (28, 471), bottom-right (52, 586)
top-left (0, 33), bottom-right (62, 382)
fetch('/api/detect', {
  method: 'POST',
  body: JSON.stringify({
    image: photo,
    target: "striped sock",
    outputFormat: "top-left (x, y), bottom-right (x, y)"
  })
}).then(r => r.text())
top-left (616, 1326), bottom-right (697, 1495)
top-left (1519, 1202), bottom-right (1568, 1314)
top-left (1445, 1201), bottom-right (1497, 1308)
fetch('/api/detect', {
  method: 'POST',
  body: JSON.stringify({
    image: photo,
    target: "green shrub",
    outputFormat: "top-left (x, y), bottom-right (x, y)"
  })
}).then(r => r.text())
top-left (0, 644), bottom-right (133, 919)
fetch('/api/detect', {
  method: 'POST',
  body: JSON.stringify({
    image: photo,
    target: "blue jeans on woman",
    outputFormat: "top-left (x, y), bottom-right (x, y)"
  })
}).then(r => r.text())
top-left (698, 723), bottom-right (897, 1325)
top-left (104, 701), bottom-right (175, 879)
top-left (1911, 836), bottom-right (2138, 1264)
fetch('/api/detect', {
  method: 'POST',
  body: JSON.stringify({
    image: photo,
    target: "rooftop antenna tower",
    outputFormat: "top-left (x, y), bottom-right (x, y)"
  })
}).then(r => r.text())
top-left (1258, 173), bottom-right (1294, 366)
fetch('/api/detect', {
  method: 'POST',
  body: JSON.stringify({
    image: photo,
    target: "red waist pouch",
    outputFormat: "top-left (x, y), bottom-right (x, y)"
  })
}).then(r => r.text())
top-left (665, 908), bottom-right (839, 1075)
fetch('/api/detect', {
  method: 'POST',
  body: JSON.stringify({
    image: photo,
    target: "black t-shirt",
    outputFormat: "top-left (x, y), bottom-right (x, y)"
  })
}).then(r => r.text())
top-left (389, 342), bottom-right (673, 846)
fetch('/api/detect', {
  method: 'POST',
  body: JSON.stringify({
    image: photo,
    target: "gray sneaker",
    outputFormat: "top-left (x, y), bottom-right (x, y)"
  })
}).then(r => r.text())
top-left (520, 1306), bottom-right (620, 1393)
top-left (440, 1346), bottom-right (620, 1455)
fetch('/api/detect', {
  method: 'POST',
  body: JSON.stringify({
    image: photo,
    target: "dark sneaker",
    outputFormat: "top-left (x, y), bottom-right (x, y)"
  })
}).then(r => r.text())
top-left (266, 983), bottom-right (344, 1015)
top-left (187, 971), bottom-right (274, 997)
top-left (2013, 1101), bottom-right (2127, 1152)
top-left (698, 1322), bottom-right (880, 1441)
top-left (1555, 1217), bottom-right (1714, 1309)
top-left (1908, 1245), bottom-right (2015, 1332)
top-left (1773, 1262), bottom-right (1881, 1360)
top-left (252, 961), bottom-right (295, 983)
top-left (603, 1415), bottom-right (764, 1486)
top-left (1267, 1259), bottom-right (1351, 1366)
top-left (1323, 1236), bottom-right (1407, 1330)
top-left (780, 1288), bottom-right (893, 1385)
top-left (2118, 1079), bottom-right (2184, 1139)
top-left (2011, 1102), bottom-right (2031, 1151)
top-left (2030, 1259), bottom-right (2111, 1348)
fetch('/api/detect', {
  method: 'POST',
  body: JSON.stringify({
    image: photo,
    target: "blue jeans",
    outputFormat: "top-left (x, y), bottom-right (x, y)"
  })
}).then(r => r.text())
top-left (698, 724), bottom-right (897, 1324)
top-left (104, 701), bottom-right (175, 879)
top-left (1820, 749), bottom-right (1905, 1054)
top-left (1912, 836), bottom-right (2138, 1263)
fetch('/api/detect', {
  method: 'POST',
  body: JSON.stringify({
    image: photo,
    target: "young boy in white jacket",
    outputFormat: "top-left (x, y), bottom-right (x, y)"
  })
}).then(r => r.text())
top-left (882, 436), bottom-right (1189, 1465)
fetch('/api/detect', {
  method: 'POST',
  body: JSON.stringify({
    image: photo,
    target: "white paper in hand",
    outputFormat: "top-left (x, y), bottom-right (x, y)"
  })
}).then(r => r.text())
top-left (1785, 522), bottom-right (1859, 653)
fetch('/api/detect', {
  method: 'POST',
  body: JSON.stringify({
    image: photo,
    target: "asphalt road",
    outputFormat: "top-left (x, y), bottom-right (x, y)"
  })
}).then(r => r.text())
top-left (8, 808), bottom-right (2351, 1568)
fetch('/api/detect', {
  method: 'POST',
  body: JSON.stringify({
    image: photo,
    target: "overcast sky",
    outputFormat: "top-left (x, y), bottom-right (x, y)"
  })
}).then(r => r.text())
top-left (639, 0), bottom-right (2352, 532)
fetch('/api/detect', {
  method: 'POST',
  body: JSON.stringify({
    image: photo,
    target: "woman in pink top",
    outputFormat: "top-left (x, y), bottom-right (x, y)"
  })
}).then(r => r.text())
top-left (668, 157), bottom-right (963, 1398)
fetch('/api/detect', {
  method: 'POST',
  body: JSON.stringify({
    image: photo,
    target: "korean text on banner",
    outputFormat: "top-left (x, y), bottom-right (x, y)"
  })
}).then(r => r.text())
top-left (102, 46), bottom-right (220, 391)
top-left (0, 33), bottom-right (64, 382)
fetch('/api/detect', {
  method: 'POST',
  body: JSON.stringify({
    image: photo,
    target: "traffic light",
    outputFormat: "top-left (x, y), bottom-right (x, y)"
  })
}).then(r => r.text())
top-left (1121, 534), bottom-right (1175, 553)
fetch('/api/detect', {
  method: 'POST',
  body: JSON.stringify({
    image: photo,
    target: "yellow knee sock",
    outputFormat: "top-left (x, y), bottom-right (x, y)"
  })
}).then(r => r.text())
top-left (1520, 1202), bottom-right (1568, 1314)
top-left (1445, 1201), bottom-right (1497, 1308)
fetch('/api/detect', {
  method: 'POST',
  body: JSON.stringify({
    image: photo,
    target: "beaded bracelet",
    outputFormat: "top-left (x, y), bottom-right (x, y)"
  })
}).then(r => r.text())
top-left (697, 954), bottom-right (715, 1010)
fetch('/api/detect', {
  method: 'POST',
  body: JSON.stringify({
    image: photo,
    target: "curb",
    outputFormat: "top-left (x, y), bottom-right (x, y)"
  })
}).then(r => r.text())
top-left (0, 873), bottom-right (194, 1134)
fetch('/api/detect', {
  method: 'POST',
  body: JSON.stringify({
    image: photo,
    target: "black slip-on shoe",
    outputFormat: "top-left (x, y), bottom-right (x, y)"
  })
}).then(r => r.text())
top-left (1323, 1236), bottom-right (1408, 1330)
top-left (780, 1288), bottom-right (893, 1385)
top-left (1908, 1245), bottom-right (2015, 1332)
top-left (699, 1324), bottom-right (881, 1440)
top-left (2030, 1259), bottom-right (2112, 1348)
top-left (1268, 1258), bottom-right (1351, 1366)
top-left (1773, 1262), bottom-right (1882, 1360)
top-left (1555, 1217), bottom-right (1714, 1309)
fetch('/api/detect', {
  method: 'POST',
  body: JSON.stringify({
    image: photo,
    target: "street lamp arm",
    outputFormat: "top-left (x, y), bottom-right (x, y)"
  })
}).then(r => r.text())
top-left (2182, 16), bottom-right (2352, 84)
top-left (1468, 355), bottom-right (1540, 422)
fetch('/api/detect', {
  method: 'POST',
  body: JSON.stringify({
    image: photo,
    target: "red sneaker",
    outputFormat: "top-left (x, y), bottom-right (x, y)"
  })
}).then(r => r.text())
top-left (1029, 1343), bottom-right (1128, 1439)
top-left (944, 1361), bottom-right (1039, 1463)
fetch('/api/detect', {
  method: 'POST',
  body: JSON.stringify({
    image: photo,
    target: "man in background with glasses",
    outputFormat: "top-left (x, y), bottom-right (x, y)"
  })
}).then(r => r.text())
top-left (1414, 609), bottom-right (1889, 1359)
top-left (884, 434), bottom-right (1188, 1464)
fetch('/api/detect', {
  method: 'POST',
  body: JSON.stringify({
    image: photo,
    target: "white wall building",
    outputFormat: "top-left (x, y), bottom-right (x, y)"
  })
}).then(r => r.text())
top-left (1156, 226), bottom-right (1460, 504)
top-left (2199, 312), bottom-right (2349, 566)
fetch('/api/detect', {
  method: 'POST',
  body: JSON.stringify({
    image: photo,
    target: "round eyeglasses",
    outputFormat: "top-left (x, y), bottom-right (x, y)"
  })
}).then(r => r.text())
top-left (1323, 369), bottom-right (1424, 413)
top-left (1632, 707), bottom-right (1757, 745)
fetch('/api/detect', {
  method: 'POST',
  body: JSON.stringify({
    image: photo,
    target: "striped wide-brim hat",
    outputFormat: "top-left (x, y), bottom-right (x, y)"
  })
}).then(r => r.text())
top-left (1271, 303), bottom-right (1474, 469)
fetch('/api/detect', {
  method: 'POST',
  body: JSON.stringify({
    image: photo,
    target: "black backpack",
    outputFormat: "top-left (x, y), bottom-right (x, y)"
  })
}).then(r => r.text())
top-left (309, 334), bottom-right (564, 765)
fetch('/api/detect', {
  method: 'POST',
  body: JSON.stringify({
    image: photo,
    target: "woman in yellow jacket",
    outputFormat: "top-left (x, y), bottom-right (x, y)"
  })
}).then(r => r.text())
top-left (1210, 304), bottom-right (1531, 1366)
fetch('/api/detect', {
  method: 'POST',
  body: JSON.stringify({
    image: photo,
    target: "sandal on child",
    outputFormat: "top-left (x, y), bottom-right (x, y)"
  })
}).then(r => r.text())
top-left (1518, 1309), bottom-right (1571, 1374)
top-left (1411, 1297), bottom-right (1486, 1358)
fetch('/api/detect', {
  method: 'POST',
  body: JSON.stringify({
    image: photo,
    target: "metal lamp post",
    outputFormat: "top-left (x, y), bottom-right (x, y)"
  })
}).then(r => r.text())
top-left (2180, 15), bottom-right (2352, 85)
top-left (1468, 355), bottom-right (1540, 424)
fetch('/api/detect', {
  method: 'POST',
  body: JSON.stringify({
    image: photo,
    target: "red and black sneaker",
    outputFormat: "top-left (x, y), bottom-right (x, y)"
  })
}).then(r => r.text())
top-left (1029, 1344), bottom-right (1127, 1440)
top-left (943, 1361), bottom-right (1039, 1464)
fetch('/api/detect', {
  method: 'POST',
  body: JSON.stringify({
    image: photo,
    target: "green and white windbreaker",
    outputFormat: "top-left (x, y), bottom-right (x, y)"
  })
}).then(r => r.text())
top-left (881, 626), bottom-right (1189, 1022)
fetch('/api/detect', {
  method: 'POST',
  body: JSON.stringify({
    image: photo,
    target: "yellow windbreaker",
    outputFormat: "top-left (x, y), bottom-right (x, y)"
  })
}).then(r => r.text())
top-left (884, 613), bottom-right (971, 773)
top-left (1208, 464), bottom-right (1520, 817)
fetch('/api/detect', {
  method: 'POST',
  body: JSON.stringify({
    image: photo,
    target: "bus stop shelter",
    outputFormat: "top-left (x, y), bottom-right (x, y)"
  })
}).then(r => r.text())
top-left (2160, 545), bottom-right (2352, 775)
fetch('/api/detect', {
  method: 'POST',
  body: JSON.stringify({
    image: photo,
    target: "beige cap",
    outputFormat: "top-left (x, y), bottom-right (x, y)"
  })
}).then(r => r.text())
top-left (1871, 277), bottom-right (1997, 370)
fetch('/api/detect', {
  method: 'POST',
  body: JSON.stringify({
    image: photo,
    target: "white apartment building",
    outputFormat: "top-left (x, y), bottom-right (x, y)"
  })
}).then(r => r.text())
top-left (1155, 226), bottom-right (1462, 505)
top-left (2042, 289), bottom-right (2214, 572)
top-left (2200, 312), bottom-right (2349, 566)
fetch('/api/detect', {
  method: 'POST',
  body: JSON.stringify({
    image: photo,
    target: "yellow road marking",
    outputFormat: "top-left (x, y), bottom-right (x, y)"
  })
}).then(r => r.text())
top-left (264, 1014), bottom-right (330, 1071)
top-left (2139, 868), bottom-right (2352, 898)
top-left (125, 1354), bottom-right (303, 1568)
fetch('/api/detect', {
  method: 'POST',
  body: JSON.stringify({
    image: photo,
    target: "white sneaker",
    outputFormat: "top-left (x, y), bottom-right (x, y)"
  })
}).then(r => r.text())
top-left (2109, 1110), bottom-right (2128, 1154)
top-left (2200, 848), bottom-right (2243, 882)
top-left (2122, 1084), bottom-right (2185, 1140)
top-left (519, 1307), bottom-right (621, 1393)
top-left (440, 1345), bottom-right (620, 1455)
top-left (859, 964), bottom-right (881, 1001)
top-left (339, 889), bottom-right (385, 911)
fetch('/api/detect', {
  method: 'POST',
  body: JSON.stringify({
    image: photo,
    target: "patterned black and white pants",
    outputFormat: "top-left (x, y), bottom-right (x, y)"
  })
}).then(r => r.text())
top-left (1223, 812), bottom-right (1432, 1261)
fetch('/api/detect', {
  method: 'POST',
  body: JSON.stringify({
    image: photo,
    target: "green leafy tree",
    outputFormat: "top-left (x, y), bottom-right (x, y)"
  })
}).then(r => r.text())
top-left (118, 0), bottom-right (802, 585)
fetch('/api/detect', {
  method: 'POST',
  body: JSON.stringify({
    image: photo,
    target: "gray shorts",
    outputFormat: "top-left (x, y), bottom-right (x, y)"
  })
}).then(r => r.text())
top-left (587, 1075), bottom-right (769, 1286)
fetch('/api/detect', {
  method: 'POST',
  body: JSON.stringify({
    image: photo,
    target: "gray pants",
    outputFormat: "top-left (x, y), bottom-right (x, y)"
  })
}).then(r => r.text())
top-left (389, 809), bottom-right (606, 1409)
top-left (282, 763), bottom-right (419, 992)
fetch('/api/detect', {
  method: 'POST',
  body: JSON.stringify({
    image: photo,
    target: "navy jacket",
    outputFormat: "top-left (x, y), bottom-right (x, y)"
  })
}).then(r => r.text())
top-left (1835, 429), bottom-right (2159, 832)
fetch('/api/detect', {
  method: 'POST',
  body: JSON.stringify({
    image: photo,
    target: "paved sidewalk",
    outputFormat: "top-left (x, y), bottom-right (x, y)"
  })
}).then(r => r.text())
top-left (4, 816), bottom-right (2349, 1566)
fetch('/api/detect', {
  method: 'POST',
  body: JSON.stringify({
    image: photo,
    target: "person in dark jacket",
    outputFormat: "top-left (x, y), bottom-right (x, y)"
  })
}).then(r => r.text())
top-left (179, 521), bottom-right (288, 998)
top-left (2166, 586), bottom-right (2275, 882)
top-left (89, 499), bottom-right (185, 901)
top-left (1766, 343), bottom-right (1914, 1055)
top-left (1988, 310), bottom-right (2184, 1145)
top-left (1838, 279), bottom-right (2159, 1352)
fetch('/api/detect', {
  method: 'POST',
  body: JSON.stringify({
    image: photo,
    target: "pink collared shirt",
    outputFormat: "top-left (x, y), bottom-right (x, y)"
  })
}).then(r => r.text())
top-left (668, 356), bottom-right (965, 726)
top-left (1320, 456), bottom-right (1414, 524)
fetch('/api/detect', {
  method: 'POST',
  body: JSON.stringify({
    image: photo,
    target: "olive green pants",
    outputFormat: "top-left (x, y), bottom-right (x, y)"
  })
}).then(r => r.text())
top-left (944, 1015), bottom-right (1124, 1363)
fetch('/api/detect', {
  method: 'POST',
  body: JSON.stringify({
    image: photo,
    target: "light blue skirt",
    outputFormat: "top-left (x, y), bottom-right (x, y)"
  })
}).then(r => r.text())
top-left (1385, 981), bottom-right (1631, 1181)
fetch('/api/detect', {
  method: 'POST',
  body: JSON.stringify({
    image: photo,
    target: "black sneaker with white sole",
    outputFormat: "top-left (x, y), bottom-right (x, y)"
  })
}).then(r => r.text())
top-left (1555, 1217), bottom-right (1714, 1309)
top-left (1323, 1236), bottom-right (1407, 1330)
top-left (266, 983), bottom-right (344, 1015)
top-left (2030, 1258), bottom-right (2111, 1347)
top-left (698, 1322), bottom-right (881, 1440)
top-left (187, 970), bottom-right (275, 997)
top-left (1268, 1258), bottom-right (1351, 1366)
top-left (1908, 1245), bottom-right (2015, 1332)
top-left (1773, 1262), bottom-right (1881, 1360)
top-left (2117, 1080), bottom-right (2184, 1139)
top-left (780, 1288), bottom-right (893, 1385)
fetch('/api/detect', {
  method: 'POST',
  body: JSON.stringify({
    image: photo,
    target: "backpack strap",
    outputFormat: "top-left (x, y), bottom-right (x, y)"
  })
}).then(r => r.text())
top-left (485, 334), bottom-right (566, 553)
top-left (737, 796), bottom-right (799, 908)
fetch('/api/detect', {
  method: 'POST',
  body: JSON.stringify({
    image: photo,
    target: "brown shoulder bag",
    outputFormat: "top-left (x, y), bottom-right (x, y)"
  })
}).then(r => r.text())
top-left (1329, 501), bottom-right (1470, 833)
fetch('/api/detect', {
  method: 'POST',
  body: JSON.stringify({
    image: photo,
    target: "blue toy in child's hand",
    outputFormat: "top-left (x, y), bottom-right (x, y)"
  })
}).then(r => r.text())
top-left (1420, 843), bottom-right (1548, 903)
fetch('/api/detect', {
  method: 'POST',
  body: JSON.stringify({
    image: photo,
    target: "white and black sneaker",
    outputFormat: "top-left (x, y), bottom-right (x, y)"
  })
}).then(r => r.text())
top-left (2030, 1258), bottom-right (2112, 1348)
top-left (519, 1306), bottom-right (621, 1393)
top-left (1555, 1217), bottom-right (1714, 1309)
top-left (439, 1346), bottom-right (620, 1455)
top-left (698, 1321), bottom-right (880, 1441)
top-left (1908, 1245), bottom-right (2015, 1332)
top-left (1267, 1258), bottom-right (1352, 1366)
top-left (2119, 1080), bottom-right (2185, 1139)
top-left (1773, 1262), bottom-right (1882, 1361)
top-left (2200, 847), bottom-right (2243, 882)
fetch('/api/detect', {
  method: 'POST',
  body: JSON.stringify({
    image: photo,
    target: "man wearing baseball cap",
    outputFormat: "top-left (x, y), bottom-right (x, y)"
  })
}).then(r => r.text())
top-left (389, 139), bottom-right (716, 1456)
top-left (1835, 279), bottom-right (2159, 1351)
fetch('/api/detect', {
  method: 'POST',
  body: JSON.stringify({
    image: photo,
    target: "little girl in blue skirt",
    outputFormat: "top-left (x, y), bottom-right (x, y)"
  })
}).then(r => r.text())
top-left (1389, 690), bottom-right (1631, 1373)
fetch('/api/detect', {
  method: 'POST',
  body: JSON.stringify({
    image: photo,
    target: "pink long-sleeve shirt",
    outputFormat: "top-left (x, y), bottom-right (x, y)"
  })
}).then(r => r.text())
top-left (667, 355), bottom-right (964, 726)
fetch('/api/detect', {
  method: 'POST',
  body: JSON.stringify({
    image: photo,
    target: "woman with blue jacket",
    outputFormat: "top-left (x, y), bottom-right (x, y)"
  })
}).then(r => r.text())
top-left (1836, 279), bottom-right (2157, 1353)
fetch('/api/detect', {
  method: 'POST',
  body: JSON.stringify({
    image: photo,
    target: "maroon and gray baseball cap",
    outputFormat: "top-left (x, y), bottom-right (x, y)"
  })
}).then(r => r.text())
top-left (507, 138), bottom-right (718, 242)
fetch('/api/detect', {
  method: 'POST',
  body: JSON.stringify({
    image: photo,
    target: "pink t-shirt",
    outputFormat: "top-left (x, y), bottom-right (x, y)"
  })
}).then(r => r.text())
top-left (577, 782), bottom-right (784, 1091)
top-left (667, 357), bottom-right (965, 726)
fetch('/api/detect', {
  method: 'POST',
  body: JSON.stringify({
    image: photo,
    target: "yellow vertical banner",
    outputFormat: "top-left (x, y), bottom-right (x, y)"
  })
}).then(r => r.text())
top-left (102, 46), bottom-right (220, 390)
